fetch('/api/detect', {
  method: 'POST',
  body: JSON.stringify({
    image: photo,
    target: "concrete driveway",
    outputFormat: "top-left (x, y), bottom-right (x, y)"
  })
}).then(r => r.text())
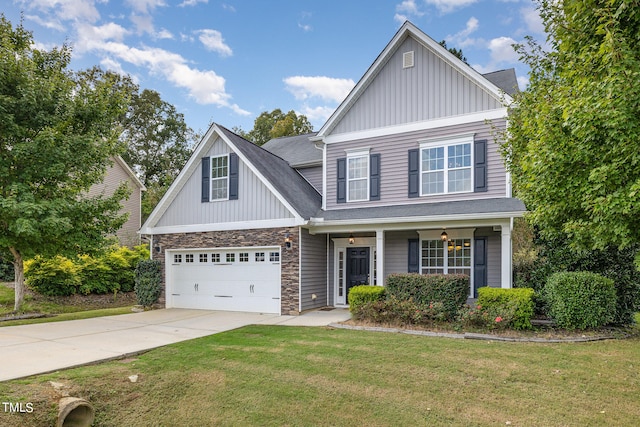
top-left (0, 308), bottom-right (350, 381)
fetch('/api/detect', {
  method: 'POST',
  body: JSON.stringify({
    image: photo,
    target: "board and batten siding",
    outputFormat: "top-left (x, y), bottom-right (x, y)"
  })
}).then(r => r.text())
top-left (331, 36), bottom-right (503, 135)
top-left (325, 119), bottom-right (507, 210)
top-left (300, 228), bottom-right (327, 311)
top-left (297, 166), bottom-right (323, 194)
top-left (156, 136), bottom-right (294, 227)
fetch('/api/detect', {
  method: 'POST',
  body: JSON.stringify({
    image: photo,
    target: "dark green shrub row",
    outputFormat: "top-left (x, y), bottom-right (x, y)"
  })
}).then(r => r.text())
top-left (353, 295), bottom-right (448, 326)
top-left (135, 259), bottom-right (162, 307)
top-left (385, 273), bottom-right (469, 319)
top-left (545, 272), bottom-right (616, 330)
top-left (477, 287), bottom-right (535, 330)
top-left (348, 285), bottom-right (386, 315)
top-left (24, 245), bottom-right (149, 296)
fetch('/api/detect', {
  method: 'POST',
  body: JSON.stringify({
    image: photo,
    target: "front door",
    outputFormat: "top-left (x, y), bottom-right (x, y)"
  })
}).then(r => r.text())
top-left (346, 247), bottom-right (370, 303)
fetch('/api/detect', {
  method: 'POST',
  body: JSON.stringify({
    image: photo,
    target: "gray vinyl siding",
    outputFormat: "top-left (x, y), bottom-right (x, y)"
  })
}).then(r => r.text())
top-left (325, 119), bottom-right (507, 210)
top-left (475, 227), bottom-right (502, 288)
top-left (297, 166), bottom-right (323, 194)
top-left (300, 228), bottom-right (327, 311)
top-left (331, 36), bottom-right (503, 135)
top-left (384, 230), bottom-right (419, 282)
top-left (156, 136), bottom-right (294, 227)
top-left (87, 158), bottom-right (142, 247)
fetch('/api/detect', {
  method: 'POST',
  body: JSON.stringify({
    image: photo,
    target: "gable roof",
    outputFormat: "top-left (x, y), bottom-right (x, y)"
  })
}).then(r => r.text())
top-left (482, 69), bottom-right (519, 96)
top-left (261, 132), bottom-right (321, 168)
top-left (113, 156), bottom-right (146, 191)
top-left (314, 21), bottom-right (513, 140)
top-left (140, 123), bottom-right (321, 234)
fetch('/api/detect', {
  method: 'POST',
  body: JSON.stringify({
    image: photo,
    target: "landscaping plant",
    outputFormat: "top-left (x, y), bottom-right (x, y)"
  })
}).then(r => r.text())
top-left (348, 285), bottom-right (385, 316)
top-left (134, 259), bottom-right (162, 307)
top-left (477, 287), bottom-right (535, 330)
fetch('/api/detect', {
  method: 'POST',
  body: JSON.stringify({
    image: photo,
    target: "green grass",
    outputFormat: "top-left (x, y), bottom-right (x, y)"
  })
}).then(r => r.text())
top-left (0, 306), bottom-right (134, 327)
top-left (1, 325), bottom-right (639, 426)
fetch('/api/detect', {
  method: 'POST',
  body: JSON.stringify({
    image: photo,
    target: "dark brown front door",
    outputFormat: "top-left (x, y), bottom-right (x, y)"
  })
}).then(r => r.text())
top-left (346, 247), bottom-right (370, 303)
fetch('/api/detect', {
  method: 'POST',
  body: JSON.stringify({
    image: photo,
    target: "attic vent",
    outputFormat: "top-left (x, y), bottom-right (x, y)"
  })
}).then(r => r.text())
top-left (403, 51), bottom-right (415, 69)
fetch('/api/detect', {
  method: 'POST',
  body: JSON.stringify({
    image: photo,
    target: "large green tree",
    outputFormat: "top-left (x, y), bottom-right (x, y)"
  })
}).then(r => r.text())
top-left (500, 0), bottom-right (640, 256)
top-left (120, 89), bottom-right (195, 220)
top-left (0, 17), bottom-right (131, 310)
top-left (237, 109), bottom-right (313, 146)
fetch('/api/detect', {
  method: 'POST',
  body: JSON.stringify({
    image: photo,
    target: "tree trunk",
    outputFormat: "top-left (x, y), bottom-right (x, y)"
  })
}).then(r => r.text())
top-left (9, 247), bottom-right (24, 312)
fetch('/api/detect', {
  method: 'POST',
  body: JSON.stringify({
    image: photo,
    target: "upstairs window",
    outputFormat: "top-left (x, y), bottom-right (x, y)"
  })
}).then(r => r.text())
top-left (419, 134), bottom-right (473, 196)
top-left (210, 154), bottom-right (229, 200)
top-left (347, 155), bottom-right (369, 202)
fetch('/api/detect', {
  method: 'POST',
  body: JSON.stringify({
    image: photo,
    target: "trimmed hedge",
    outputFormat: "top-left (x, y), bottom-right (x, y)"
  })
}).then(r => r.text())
top-left (545, 272), bottom-right (616, 330)
top-left (135, 259), bottom-right (162, 307)
top-left (477, 287), bottom-right (535, 330)
top-left (386, 273), bottom-right (469, 319)
top-left (348, 285), bottom-right (386, 316)
top-left (24, 245), bottom-right (149, 296)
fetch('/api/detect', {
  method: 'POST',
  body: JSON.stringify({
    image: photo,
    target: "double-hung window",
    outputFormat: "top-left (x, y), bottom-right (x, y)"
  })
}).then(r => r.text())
top-left (347, 149), bottom-right (369, 202)
top-left (420, 134), bottom-right (473, 195)
top-left (210, 154), bottom-right (228, 200)
top-left (418, 230), bottom-right (472, 277)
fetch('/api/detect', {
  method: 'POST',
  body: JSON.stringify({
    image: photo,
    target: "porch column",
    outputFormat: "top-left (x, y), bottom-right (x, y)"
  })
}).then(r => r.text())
top-left (500, 220), bottom-right (512, 289)
top-left (376, 229), bottom-right (384, 286)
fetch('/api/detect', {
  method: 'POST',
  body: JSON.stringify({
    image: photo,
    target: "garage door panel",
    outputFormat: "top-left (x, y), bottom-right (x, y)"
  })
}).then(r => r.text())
top-left (166, 247), bottom-right (282, 314)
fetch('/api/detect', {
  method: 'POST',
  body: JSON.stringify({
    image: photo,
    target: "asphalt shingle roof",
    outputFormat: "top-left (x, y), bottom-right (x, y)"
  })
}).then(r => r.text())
top-left (261, 132), bottom-right (321, 168)
top-left (482, 69), bottom-right (519, 96)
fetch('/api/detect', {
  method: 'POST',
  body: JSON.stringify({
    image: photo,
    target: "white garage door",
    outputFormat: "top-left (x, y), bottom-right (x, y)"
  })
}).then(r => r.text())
top-left (166, 247), bottom-right (281, 314)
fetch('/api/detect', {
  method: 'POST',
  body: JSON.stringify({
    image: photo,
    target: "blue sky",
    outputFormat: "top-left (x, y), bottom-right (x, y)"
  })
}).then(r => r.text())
top-left (6, 0), bottom-right (546, 134)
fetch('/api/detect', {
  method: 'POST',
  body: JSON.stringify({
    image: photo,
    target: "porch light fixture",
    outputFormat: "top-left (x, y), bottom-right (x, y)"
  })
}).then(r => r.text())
top-left (284, 232), bottom-right (292, 249)
top-left (348, 234), bottom-right (355, 245)
top-left (440, 230), bottom-right (448, 242)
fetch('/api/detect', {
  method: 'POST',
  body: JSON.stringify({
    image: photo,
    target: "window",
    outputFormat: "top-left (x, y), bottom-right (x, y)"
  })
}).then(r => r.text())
top-left (226, 253), bottom-right (235, 263)
top-left (173, 254), bottom-right (182, 263)
top-left (210, 155), bottom-right (228, 200)
top-left (199, 253), bottom-right (208, 263)
top-left (185, 254), bottom-right (194, 263)
top-left (419, 135), bottom-right (473, 195)
top-left (269, 252), bottom-right (280, 262)
top-left (421, 238), bottom-right (471, 276)
top-left (239, 252), bottom-right (249, 262)
top-left (347, 155), bottom-right (369, 202)
top-left (255, 252), bottom-right (265, 262)
top-left (211, 253), bottom-right (220, 263)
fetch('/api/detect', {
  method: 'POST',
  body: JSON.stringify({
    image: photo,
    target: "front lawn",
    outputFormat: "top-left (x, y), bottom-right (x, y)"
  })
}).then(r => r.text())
top-left (1, 325), bottom-right (639, 426)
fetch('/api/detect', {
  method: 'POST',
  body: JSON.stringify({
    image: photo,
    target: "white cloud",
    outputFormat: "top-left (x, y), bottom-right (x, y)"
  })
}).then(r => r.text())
top-left (521, 6), bottom-right (545, 35)
top-left (283, 76), bottom-right (355, 103)
top-left (156, 28), bottom-right (174, 39)
top-left (179, 0), bottom-right (209, 6)
top-left (125, 0), bottom-right (166, 14)
top-left (75, 22), bottom-right (130, 52)
top-left (18, 0), bottom-right (101, 23)
top-left (425, 0), bottom-right (477, 14)
top-left (222, 3), bottom-right (236, 12)
top-left (488, 36), bottom-right (519, 64)
top-left (197, 29), bottom-right (233, 57)
top-left (299, 105), bottom-right (336, 125)
top-left (24, 14), bottom-right (66, 32)
top-left (446, 16), bottom-right (480, 48)
top-left (517, 75), bottom-right (529, 90)
top-left (394, 0), bottom-right (423, 24)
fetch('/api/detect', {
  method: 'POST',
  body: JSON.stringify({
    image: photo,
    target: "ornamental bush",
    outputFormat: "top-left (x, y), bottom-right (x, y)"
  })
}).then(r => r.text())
top-left (348, 285), bottom-right (386, 316)
top-left (545, 272), bottom-right (616, 330)
top-left (385, 273), bottom-right (469, 319)
top-left (24, 255), bottom-right (81, 296)
top-left (353, 295), bottom-right (448, 327)
top-left (477, 287), bottom-right (535, 330)
top-left (134, 259), bottom-right (162, 307)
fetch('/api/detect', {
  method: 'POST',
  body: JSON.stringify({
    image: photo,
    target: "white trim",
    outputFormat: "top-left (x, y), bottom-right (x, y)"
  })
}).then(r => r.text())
top-left (332, 237), bottom-right (376, 307)
top-left (500, 219), bottom-right (513, 289)
top-left (208, 153), bottom-right (229, 202)
top-left (346, 154), bottom-right (370, 203)
top-left (144, 217), bottom-right (305, 235)
top-left (419, 135), bottom-right (474, 196)
top-left (319, 109), bottom-right (508, 145)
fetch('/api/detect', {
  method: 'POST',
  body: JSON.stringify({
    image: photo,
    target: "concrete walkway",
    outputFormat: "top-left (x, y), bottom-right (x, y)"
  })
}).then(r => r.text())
top-left (0, 308), bottom-right (351, 381)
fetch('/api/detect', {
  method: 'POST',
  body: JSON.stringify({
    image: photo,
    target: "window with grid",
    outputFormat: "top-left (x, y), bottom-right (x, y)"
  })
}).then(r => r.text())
top-left (269, 252), bottom-right (280, 262)
top-left (421, 240), bottom-right (444, 274)
top-left (199, 253), bottom-right (208, 263)
top-left (255, 252), bottom-right (265, 262)
top-left (421, 239), bottom-right (471, 276)
top-left (210, 155), bottom-right (228, 200)
top-left (421, 142), bottom-right (471, 195)
top-left (239, 252), bottom-right (249, 262)
top-left (226, 253), bottom-right (235, 263)
top-left (173, 254), bottom-right (182, 263)
top-left (347, 155), bottom-right (368, 201)
top-left (211, 253), bottom-right (220, 263)
top-left (185, 254), bottom-right (194, 263)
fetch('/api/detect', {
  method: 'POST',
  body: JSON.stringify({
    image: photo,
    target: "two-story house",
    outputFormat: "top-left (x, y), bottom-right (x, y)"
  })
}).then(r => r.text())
top-left (139, 22), bottom-right (525, 315)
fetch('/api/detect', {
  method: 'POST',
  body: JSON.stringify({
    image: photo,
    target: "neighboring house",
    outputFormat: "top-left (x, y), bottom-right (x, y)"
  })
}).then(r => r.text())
top-left (140, 22), bottom-right (526, 315)
top-left (88, 156), bottom-right (146, 247)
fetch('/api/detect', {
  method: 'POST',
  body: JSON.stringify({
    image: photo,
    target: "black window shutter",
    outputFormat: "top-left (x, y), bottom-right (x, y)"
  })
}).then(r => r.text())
top-left (408, 238), bottom-right (419, 273)
top-left (337, 157), bottom-right (346, 203)
top-left (408, 149), bottom-right (419, 198)
top-left (228, 153), bottom-right (239, 200)
top-left (369, 153), bottom-right (381, 201)
top-left (473, 237), bottom-right (487, 297)
top-left (474, 139), bottom-right (488, 192)
top-left (201, 157), bottom-right (210, 202)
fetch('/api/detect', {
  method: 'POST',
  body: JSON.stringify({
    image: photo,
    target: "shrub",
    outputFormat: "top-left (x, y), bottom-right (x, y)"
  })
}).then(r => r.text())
top-left (545, 272), bottom-right (617, 330)
top-left (348, 285), bottom-right (385, 316)
top-left (457, 303), bottom-right (516, 331)
top-left (477, 287), bottom-right (535, 330)
top-left (385, 273), bottom-right (469, 319)
top-left (135, 259), bottom-right (162, 307)
top-left (24, 255), bottom-right (81, 296)
top-left (353, 295), bottom-right (448, 326)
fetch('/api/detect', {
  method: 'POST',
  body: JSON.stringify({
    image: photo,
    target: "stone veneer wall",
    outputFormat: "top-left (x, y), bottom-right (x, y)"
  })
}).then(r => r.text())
top-left (152, 227), bottom-right (300, 315)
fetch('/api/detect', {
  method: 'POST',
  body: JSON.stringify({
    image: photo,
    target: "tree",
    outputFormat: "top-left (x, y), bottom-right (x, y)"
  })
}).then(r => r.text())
top-left (0, 16), bottom-right (131, 310)
top-left (439, 40), bottom-right (468, 65)
top-left (120, 89), bottom-right (195, 220)
top-left (498, 0), bottom-right (640, 259)
top-left (239, 109), bottom-right (313, 146)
